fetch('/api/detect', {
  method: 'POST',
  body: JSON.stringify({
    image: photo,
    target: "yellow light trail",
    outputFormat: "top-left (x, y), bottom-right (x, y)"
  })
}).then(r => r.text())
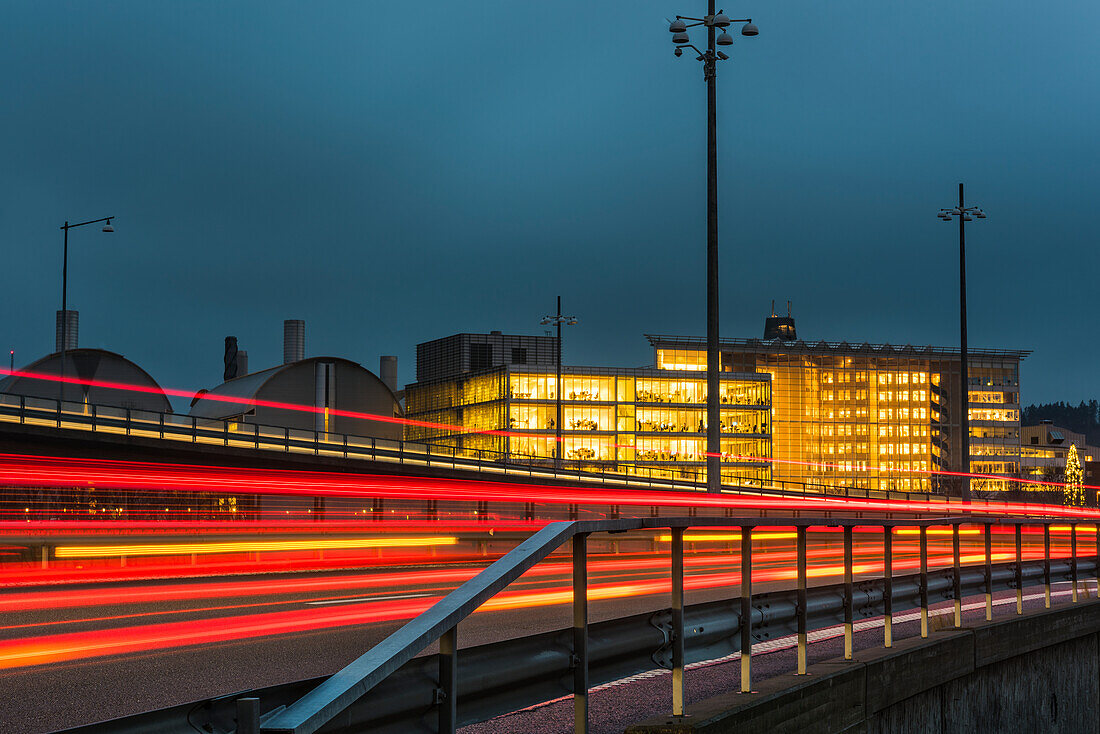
top-left (54, 536), bottom-right (458, 558)
top-left (655, 532), bottom-right (799, 542)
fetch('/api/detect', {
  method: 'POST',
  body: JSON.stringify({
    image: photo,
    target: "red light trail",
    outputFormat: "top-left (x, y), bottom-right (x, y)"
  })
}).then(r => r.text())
top-left (3, 367), bottom-right (1094, 492)
top-left (2, 453), bottom-right (1098, 520)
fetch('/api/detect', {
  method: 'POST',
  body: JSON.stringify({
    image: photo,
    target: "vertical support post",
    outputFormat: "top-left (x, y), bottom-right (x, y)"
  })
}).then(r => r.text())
top-left (1071, 523), bottom-right (1079, 603)
top-left (1043, 523), bottom-right (1051, 609)
top-left (957, 182), bottom-right (971, 502)
top-left (884, 525), bottom-right (893, 647)
top-left (704, 0), bottom-right (721, 495)
top-left (1095, 522), bottom-right (1100, 600)
top-left (952, 523), bottom-right (962, 628)
top-left (919, 525), bottom-right (929, 638)
top-left (671, 527), bottom-right (686, 716)
top-left (573, 533), bottom-right (589, 734)
top-left (1014, 524), bottom-right (1023, 615)
top-left (843, 525), bottom-right (853, 660)
top-left (796, 525), bottom-right (808, 673)
top-left (984, 522), bottom-right (993, 621)
top-left (740, 526), bottom-right (753, 692)
top-left (438, 627), bottom-right (457, 734)
top-left (236, 697), bottom-right (260, 734)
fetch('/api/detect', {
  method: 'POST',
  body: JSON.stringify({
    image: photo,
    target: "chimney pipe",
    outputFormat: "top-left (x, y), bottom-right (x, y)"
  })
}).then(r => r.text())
top-left (380, 355), bottom-right (398, 393)
top-left (55, 310), bottom-right (78, 352)
top-left (224, 336), bottom-right (239, 381)
top-left (283, 320), bottom-right (305, 364)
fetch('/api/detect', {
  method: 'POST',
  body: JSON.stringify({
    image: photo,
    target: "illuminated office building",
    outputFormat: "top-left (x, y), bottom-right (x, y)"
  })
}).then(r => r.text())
top-left (404, 334), bottom-right (772, 485)
top-left (650, 318), bottom-right (1029, 493)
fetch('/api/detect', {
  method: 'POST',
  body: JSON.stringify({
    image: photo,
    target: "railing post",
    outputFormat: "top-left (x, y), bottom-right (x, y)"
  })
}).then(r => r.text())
top-left (1071, 523), bottom-right (1079, 603)
top-left (884, 524), bottom-right (893, 647)
top-left (1095, 522), bottom-right (1100, 600)
top-left (236, 697), bottom-right (260, 734)
top-left (984, 522), bottom-right (993, 621)
top-left (159, 412), bottom-right (165, 440)
top-left (1042, 522), bottom-right (1051, 609)
top-left (191, 415), bottom-right (197, 443)
top-left (91, 403), bottom-right (96, 430)
top-left (740, 525), bottom-right (753, 693)
top-left (573, 532), bottom-right (589, 734)
top-left (438, 627), bottom-right (457, 734)
top-left (919, 525), bottom-right (929, 638)
top-left (796, 525), bottom-right (808, 673)
top-left (952, 522), bottom-right (962, 628)
top-left (843, 524), bottom-right (853, 659)
top-left (670, 526), bottom-right (686, 717)
top-left (1014, 524), bottom-right (1023, 615)
top-left (125, 408), bottom-right (131, 435)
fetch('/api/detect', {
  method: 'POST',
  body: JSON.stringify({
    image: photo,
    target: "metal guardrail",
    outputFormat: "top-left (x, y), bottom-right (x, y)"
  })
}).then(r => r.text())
top-left (60, 516), bottom-right (1096, 734)
top-left (252, 515), bottom-right (1098, 734)
top-left (0, 392), bottom-right (948, 504)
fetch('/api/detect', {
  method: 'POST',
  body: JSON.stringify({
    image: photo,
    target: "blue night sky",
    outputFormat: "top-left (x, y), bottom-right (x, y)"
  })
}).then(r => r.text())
top-left (3, 1), bottom-right (1097, 407)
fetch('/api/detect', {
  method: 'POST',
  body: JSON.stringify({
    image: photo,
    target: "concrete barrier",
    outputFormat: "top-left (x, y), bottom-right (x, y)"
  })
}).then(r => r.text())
top-left (625, 600), bottom-right (1100, 733)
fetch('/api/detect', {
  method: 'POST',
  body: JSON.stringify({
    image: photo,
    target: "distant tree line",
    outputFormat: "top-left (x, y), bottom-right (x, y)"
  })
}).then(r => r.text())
top-left (1022, 400), bottom-right (1100, 446)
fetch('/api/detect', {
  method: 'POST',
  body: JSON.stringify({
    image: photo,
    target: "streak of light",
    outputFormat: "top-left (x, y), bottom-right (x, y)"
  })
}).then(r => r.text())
top-left (53, 536), bottom-right (457, 558)
top-left (2, 367), bottom-right (1096, 492)
top-left (655, 532), bottom-right (799, 542)
top-left (3, 452), bottom-right (1100, 520)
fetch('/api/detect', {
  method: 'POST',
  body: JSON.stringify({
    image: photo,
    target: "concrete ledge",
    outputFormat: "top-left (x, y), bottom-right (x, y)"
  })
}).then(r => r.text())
top-left (625, 600), bottom-right (1100, 734)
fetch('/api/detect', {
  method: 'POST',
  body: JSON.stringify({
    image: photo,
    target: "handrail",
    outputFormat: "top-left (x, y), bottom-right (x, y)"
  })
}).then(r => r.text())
top-left (254, 513), bottom-right (1096, 734)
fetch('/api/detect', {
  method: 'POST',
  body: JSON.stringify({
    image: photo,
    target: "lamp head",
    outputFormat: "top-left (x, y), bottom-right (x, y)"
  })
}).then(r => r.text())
top-left (539, 318), bottom-right (551, 325)
top-left (674, 47), bottom-right (683, 57)
top-left (567, 319), bottom-right (578, 326)
top-left (101, 219), bottom-right (114, 233)
top-left (716, 31), bottom-right (734, 46)
top-left (711, 13), bottom-right (731, 28)
top-left (975, 210), bottom-right (986, 219)
top-left (669, 18), bottom-right (687, 33)
top-left (741, 21), bottom-right (759, 36)
top-left (716, 50), bottom-right (729, 60)
top-left (672, 31), bottom-right (690, 44)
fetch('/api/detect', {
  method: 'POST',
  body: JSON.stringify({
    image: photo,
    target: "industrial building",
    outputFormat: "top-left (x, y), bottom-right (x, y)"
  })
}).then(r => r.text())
top-left (648, 310), bottom-right (1029, 493)
top-left (404, 334), bottom-right (773, 485)
top-left (189, 320), bottom-right (403, 440)
top-left (406, 305), bottom-right (1031, 493)
top-left (0, 310), bottom-right (173, 413)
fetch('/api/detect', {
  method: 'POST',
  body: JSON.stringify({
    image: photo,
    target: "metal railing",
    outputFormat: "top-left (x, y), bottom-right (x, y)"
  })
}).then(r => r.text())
top-left (240, 515), bottom-right (1098, 734)
top-left (0, 392), bottom-right (947, 504)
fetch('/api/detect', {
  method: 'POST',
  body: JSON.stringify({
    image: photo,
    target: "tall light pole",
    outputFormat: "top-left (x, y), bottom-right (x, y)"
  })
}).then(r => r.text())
top-left (540, 296), bottom-right (578, 470)
top-left (938, 185), bottom-right (985, 501)
top-left (667, 7), bottom-right (758, 493)
top-left (58, 216), bottom-right (115, 400)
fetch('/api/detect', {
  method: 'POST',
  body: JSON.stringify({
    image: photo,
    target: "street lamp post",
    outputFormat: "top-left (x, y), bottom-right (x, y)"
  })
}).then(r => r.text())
top-left (58, 216), bottom-right (115, 400)
top-left (938, 185), bottom-right (985, 501)
top-left (540, 296), bottom-right (578, 470)
top-left (667, 6), bottom-right (758, 493)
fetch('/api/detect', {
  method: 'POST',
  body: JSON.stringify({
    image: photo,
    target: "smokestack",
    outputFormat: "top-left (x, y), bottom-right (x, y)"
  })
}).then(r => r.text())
top-left (224, 336), bottom-right (239, 381)
top-left (55, 310), bottom-right (78, 352)
top-left (237, 350), bottom-right (248, 376)
top-left (380, 356), bottom-right (398, 393)
top-left (283, 320), bottom-right (305, 364)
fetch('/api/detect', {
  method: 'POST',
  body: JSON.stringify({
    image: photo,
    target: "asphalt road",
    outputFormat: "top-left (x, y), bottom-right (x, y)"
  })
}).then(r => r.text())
top-left (0, 532), bottom-right (1061, 733)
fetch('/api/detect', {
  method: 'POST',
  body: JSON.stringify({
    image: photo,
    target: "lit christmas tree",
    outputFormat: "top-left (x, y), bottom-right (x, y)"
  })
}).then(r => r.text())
top-left (1065, 444), bottom-right (1084, 506)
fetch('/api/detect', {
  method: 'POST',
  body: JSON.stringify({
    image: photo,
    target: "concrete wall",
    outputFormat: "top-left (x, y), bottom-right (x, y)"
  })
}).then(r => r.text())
top-left (625, 601), bottom-right (1100, 734)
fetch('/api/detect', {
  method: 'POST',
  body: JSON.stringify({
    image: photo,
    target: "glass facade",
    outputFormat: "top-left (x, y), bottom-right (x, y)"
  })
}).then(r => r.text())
top-left (653, 338), bottom-right (1028, 494)
top-left (404, 366), bottom-right (772, 486)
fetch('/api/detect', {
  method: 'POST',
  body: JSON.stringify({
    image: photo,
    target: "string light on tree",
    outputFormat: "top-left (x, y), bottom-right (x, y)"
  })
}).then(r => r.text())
top-left (1065, 444), bottom-right (1083, 506)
